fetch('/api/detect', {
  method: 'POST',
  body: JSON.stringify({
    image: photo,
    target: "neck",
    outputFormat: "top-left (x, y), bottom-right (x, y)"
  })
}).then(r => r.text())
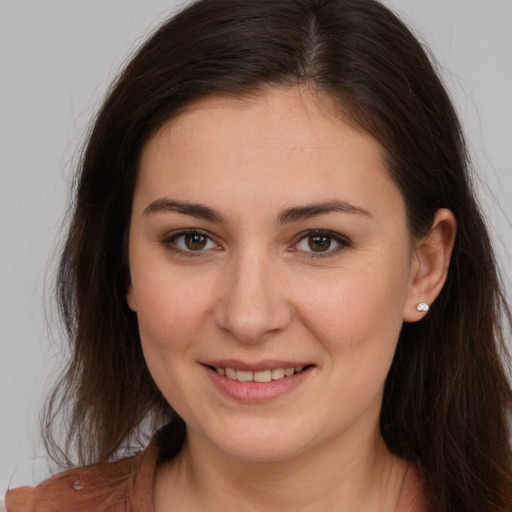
top-left (154, 422), bottom-right (408, 512)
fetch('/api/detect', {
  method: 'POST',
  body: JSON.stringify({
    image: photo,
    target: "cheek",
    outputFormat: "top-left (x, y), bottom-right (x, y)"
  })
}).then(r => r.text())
top-left (133, 272), bottom-right (217, 411)
top-left (307, 270), bottom-right (406, 329)
top-left (298, 252), bottom-right (410, 364)
top-left (132, 267), bottom-right (217, 358)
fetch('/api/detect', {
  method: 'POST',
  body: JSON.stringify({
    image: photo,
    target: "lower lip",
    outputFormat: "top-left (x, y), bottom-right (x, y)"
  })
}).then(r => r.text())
top-left (204, 365), bottom-right (313, 403)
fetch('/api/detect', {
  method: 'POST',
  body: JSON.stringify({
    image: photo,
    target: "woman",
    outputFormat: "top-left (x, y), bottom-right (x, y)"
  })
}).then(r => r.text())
top-left (5, 0), bottom-right (512, 511)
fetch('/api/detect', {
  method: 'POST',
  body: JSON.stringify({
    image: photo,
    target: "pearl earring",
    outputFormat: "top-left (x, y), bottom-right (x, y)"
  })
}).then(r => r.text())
top-left (416, 303), bottom-right (429, 312)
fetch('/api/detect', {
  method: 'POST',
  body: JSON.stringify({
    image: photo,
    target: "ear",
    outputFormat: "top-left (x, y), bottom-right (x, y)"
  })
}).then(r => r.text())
top-left (403, 208), bottom-right (457, 322)
top-left (126, 283), bottom-right (137, 312)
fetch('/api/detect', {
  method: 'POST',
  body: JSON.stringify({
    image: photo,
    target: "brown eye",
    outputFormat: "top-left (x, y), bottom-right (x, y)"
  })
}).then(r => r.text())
top-left (295, 230), bottom-right (347, 256)
top-left (308, 234), bottom-right (332, 252)
top-left (166, 230), bottom-right (217, 254)
top-left (184, 233), bottom-right (208, 250)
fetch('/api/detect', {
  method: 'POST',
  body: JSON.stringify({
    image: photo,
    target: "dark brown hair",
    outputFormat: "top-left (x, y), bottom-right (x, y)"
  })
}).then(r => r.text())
top-left (44, 1), bottom-right (512, 510)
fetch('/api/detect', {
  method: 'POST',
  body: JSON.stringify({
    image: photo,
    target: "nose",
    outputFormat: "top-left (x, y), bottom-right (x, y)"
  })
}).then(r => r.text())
top-left (213, 249), bottom-right (292, 343)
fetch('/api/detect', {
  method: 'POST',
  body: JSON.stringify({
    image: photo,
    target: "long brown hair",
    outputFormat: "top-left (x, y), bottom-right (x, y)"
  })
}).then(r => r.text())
top-left (44, 1), bottom-right (512, 510)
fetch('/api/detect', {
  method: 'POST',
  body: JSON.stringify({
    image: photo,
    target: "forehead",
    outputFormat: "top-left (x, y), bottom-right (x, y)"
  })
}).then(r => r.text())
top-left (135, 88), bottom-right (403, 223)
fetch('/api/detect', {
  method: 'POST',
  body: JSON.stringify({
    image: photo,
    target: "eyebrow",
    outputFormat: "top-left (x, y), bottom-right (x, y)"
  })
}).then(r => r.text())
top-left (143, 198), bottom-right (372, 224)
top-left (276, 200), bottom-right (373, 224)
top-left (143, 198), bottom-right (225, 222)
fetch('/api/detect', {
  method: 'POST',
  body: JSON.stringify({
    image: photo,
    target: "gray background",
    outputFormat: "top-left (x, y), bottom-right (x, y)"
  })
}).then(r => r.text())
top-left (1, 0), bottom-right (511, 494)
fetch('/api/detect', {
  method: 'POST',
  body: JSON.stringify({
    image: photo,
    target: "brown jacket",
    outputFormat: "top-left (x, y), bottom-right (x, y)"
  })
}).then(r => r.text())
top-left (6, 445), bottom-right (427, 512)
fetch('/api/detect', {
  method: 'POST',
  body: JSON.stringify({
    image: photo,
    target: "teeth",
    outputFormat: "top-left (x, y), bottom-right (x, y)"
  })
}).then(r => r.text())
top-left (214, 366), bottom-right (305, 382)
top-left (254, 370), bottom-right (272, 383)
top-left (225, 367), bottom-right (237, 380)
top-left (271, 368), bottom-right (285, 380)
top-left (236, 370), bottom-right (253, 382)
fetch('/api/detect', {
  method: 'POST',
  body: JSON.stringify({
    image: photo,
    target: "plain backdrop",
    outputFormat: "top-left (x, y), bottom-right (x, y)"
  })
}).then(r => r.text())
top-left (1, 0), bottom-right (511, 494)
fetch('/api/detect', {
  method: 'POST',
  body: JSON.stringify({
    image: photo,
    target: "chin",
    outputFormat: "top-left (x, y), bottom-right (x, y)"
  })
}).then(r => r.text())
top-left (217, 438), bottom-right (307, 463)
top-left (194, 419), bottom-right (318, 463)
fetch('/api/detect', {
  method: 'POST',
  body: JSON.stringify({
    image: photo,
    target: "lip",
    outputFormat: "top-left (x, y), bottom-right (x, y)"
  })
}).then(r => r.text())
top-left (202, 361), bottom-right (314, 403)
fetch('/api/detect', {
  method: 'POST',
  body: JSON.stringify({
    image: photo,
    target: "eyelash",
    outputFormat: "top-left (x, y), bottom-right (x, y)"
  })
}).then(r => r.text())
top-left (160, 229), bottom-right (351, 259)
top-left (292, 230), bottom-right (351, 258)
top-left (161, 229), bottom-right (220, 258)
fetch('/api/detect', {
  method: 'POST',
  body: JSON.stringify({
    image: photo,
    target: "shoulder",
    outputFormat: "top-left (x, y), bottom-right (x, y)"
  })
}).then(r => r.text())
top-left (4, 444), bottom-right (159, 512)
top-left (396, 466), bottom-right (429, 512)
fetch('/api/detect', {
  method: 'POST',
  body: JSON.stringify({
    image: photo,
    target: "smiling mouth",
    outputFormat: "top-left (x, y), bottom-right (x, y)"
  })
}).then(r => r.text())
top-left (208, 366), bottom-right (308, 383)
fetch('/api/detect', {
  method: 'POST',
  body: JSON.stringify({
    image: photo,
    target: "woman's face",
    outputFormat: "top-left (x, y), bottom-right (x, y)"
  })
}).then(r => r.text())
top-left (127, 88), bottom-right (419, 462)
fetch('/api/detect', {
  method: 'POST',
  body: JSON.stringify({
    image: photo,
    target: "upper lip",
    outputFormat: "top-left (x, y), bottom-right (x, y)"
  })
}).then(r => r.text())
top-left (202, 360), bottom-right (313, 372)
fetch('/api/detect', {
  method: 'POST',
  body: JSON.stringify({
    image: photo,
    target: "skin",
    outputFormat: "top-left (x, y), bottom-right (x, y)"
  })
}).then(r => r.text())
top-left (127, 87), bottom-right (456, 511)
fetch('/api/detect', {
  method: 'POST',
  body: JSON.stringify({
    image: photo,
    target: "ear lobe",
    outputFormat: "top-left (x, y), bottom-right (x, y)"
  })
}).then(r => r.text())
top-left (126, 283), bottom-right (137, 312)
top-left (403, 208), bottom-right (457, 322)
